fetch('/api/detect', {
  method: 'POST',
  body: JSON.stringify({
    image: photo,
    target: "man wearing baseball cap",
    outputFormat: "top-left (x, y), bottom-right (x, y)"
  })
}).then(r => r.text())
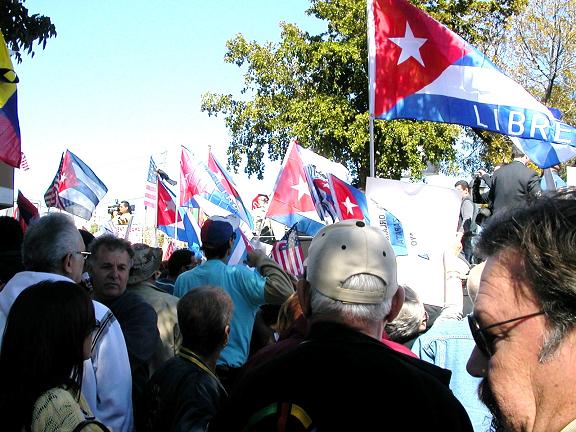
top-left (210, 220), bottom-right (473, 431)
top-left (174, 217), bottom-right (294, 390)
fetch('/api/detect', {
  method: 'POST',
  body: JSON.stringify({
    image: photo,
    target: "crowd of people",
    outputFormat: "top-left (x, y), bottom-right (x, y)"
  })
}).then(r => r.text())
top-left (0, 146), bottom-right (575, 431)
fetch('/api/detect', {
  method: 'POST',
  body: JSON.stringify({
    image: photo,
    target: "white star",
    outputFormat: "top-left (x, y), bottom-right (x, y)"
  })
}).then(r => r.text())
top-left (342, 196), bottom-right (358, 215)
top-left (389, 22), bottom-right (427, 66)
top-left (291, 176), bottom-right (311, 202)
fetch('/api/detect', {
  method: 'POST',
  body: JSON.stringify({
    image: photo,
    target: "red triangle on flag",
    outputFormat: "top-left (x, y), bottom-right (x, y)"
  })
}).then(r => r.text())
top-left (267, 142), bottom-right (316, 219)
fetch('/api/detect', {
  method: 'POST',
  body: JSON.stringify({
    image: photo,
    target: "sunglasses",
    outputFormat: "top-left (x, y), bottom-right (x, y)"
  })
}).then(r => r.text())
top-left (467, 311), bottom-right (545, 357)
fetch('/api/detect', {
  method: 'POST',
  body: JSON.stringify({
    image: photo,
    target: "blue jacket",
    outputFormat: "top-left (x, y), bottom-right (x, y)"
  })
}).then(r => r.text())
top-left (412, 317), bottom-right (492, 432)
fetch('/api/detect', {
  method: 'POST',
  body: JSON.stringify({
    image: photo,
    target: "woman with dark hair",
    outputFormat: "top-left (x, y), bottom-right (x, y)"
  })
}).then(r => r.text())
top-left (0, 280), bottom-right (109, 431)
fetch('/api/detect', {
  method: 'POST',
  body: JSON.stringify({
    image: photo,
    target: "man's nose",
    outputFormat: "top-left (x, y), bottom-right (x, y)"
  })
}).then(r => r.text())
top-left (467, 345), bottom-right (488, 377)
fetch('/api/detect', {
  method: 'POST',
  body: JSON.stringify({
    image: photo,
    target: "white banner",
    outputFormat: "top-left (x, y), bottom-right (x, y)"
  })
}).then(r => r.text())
top-left (366, 177), bottom-right (461, 306)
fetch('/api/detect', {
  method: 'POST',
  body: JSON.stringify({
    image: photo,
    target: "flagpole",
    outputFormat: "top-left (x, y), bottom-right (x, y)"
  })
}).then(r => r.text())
top-left (369, 116), bottom-right (375, 178)
top-left (367, 0), bottom-right (376, 179)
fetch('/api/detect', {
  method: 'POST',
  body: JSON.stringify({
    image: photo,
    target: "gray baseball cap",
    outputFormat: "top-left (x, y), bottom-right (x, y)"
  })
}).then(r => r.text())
top-left (305, 220), bottom-right (398, 304)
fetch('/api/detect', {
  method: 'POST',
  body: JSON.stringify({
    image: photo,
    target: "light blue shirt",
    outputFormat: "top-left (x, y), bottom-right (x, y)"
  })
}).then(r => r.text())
top-left (540, 172), bottom-right (566, 190)
top-left (412, 317), bottom-right (492, 432)
top-left (175, 259), bottom-right (266, 367)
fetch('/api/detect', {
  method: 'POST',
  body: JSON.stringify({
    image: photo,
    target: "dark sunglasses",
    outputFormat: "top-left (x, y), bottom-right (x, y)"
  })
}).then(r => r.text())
top-left (467, 311), bottom-right (545, 357)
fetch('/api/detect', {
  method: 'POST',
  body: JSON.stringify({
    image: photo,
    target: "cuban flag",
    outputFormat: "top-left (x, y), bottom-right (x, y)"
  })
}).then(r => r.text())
top-left (157, 179), bottom-right (179, 237)
top-left (180, 146), bottom-right (250, 224)
top-left (266, 140), bottom-right (324, 236)
top-left (207, 150), bottom-right (254, 230)
top-left (368, 0), bottom-right (576, 168)
top-left (156, 179), bottom-right (201, 246)
top-left (0, 31), bottom-right (21, 168)
top-left (327, 174), bottom-right (369, 223)
top-left (44, 150), bottom-right (108, 220)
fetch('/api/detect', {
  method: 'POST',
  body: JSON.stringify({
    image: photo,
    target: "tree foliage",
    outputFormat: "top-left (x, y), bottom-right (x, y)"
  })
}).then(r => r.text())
top-left (0, 0), bottom-right (56, 63)
top-left (202, 0), bottom-right (525, 184)
top-left (505, 0), bottom-right (576, 121)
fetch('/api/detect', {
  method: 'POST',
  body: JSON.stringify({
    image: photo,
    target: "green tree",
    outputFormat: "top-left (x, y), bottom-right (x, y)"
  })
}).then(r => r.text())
top-left (463, 0), bottom-right (576, 172)
top-left (0, 0), bottom-right (56, 63)
top-left (505, 0), bottom-right (576, 122)
top-left (202, 0), bottom-right (525, 184)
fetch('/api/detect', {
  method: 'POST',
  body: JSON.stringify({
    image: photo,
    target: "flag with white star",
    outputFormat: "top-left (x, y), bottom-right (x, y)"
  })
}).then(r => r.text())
top-left (368, 0), bottom-right (576, 168)
top-left (43, 150), bottom-right (108, 220)
top-left (180, 146), bottom-right (249, 225)
top-left (327, 174), bottom-right (369, 223)
top-left (156, 178), bottom-right (201, 246)
top-left (266, 140), bottom-right (324, 236)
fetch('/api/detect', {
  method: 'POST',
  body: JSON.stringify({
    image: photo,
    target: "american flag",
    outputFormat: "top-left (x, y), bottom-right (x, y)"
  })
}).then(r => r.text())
top-left (144, 156), bottom-right (157, 208)
top-left (271, 224), bottom-right (305, 278)
top-left (19, 152), bottom-right (29, 171)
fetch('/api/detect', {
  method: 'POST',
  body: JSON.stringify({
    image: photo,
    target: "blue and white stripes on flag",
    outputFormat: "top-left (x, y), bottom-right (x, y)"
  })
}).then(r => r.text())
top-left (368, 0), bottom-right (576, 168)
top-left (44, 150), bottom-right (108, 220)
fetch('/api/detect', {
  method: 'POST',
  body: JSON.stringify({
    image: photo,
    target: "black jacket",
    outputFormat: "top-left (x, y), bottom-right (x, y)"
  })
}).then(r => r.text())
top-left (210, 321), bottom-right (473, 431)
top-left (138, 350), bottom-right (227, 432)
top-left (488, 160), bottom-right (541, 215)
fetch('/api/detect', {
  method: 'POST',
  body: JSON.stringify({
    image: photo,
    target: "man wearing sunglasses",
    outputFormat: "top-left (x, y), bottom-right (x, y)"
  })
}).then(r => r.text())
top-left (467, 190), bottom-right (576, 432)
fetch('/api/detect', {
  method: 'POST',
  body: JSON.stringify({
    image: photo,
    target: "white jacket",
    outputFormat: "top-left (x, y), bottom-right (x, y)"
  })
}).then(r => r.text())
top-left (0, 272), bottom-right (134, 432)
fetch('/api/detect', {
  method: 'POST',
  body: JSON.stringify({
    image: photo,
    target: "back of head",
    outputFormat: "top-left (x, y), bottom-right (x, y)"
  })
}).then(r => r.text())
top-left (276, 292), bottom-right (304, 335)
top-left (22, 213), bottom-right (81, 273)
top-left (0, 280), bottom-right (95, 430)
top-left (0, 216), bottom-right (23, 251)
top-left (79, 229), bottom-right (95, 250)
top-left (0, 216), bottom-right (24, 284)
top-left (477, 190), bottom-right (576, 354)
top-left (305, 220), bottom-right (398, 325)
top-left (385, 285), bottom-right (424, 343)
top-left (128, 243), bottom-right (162, 285)
top-left (200, 218), bottom-right (234, 260)
top-left (177, 285), bottom-right (233, 357)
top-left (168, 249), bottom-right (194, 277)
top-left (466, 261), bottom-right (486, 302)
top-left (511, 146), bottom-right (526, 159)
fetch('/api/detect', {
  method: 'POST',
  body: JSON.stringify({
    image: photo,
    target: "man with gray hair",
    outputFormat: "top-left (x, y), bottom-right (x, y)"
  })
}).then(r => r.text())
top-left (0, 213), bottom-right (133, 432)
top-left (211, 220), bottom-right (473, 431)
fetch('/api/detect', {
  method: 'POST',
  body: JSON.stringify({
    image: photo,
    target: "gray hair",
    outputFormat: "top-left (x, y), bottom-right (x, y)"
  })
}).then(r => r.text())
top-left (477, 190), bottom-right (576, 360)
top-left (309, 274), bottom-right (393, 325)
top-left (88, 235), bottom-right (134, 263)
top-left (384, 285), bottom-right (423, 343)
top-left (22, 213), bottom-right (82, 273)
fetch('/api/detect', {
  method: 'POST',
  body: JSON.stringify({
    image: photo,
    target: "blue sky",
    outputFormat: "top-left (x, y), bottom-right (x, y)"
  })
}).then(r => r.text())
top-left (13, 0), bottom-right (325, 221)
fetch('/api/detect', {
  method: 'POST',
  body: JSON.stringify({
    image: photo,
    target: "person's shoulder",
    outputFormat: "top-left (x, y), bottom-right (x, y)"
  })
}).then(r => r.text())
top-left (32, 387), bottom-right (84, 430)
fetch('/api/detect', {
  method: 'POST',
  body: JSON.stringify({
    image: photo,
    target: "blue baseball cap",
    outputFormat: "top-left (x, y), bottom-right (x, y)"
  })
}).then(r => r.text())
top-left (201, 219), bottom-right (234, 249)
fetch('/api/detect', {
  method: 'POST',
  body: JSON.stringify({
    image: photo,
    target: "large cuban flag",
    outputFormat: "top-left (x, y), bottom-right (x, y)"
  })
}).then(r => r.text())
top-left (367, 0), bottom-right (576, 168)
top-left (44, 150), bottom-right (108, 220)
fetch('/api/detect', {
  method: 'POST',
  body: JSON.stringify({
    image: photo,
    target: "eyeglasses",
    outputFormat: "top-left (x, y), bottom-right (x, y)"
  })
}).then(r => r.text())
top-left (74, 251), bottom-right (92, 260)
top-left (467, 311), bottom-right (545, 357)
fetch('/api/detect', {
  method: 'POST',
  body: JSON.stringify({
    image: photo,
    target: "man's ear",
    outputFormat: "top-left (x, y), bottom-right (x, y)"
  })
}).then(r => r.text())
top-left (62, 253), bottom-right (74, 278)
top-left (385, 285), bottom-right (405, 323)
